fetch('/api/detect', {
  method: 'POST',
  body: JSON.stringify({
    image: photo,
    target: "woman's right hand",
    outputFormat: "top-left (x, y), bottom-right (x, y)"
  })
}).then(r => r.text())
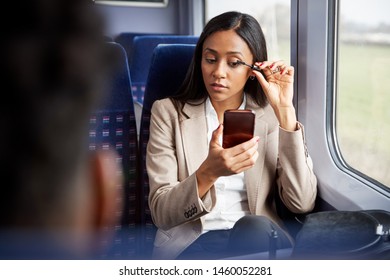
top-left (196, 124), bottom-right (259, 197)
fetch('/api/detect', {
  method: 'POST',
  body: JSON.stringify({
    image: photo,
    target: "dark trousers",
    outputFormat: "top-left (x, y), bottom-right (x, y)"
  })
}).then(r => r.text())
top-left (177, 215), bottom-right (293, 259)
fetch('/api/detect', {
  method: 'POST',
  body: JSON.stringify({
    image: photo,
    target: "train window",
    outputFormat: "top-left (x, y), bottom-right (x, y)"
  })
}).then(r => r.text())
top-left (205, 0), bottom-right (290, 63)
top-left (336, 0), bottom-right (390, 188)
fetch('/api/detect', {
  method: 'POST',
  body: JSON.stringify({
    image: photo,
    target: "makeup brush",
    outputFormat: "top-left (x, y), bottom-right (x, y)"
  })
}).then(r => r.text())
top-left (235, 60), bottom-right (280, 74)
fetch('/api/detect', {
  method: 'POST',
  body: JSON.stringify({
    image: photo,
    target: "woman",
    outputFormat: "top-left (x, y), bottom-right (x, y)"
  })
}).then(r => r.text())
top-left (146, 11), bottom-right (317, 259)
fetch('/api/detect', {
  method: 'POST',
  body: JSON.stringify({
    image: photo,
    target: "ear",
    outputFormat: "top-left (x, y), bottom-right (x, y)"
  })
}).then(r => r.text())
top-left (90, 149), bottom-right (123, 230)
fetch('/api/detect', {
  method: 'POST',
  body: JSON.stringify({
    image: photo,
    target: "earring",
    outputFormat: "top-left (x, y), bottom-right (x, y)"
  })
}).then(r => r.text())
top-left (250, 75), bottom-right (255, 80)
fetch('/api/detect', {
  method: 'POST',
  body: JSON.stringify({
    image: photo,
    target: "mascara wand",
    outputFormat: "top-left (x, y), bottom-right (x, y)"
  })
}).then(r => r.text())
top-left (235, 60), bottom-right (280, 74)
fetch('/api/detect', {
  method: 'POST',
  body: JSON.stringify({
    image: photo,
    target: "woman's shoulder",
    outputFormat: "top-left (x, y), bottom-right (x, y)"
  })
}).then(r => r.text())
top-left (150, 97), bottom-right (180, 123)
top-left (246, 96), bottom-right (279, 132)
top-left (152, 97), bottom-right (205, 119)
top-left (263, 104), bottom-right (279, 129)
top-left (152, 97), bottom-right (174, 109)
top-left (247, 96), bottom-right (277, 121)
top-left (151, 97), bottom-right (175, 114)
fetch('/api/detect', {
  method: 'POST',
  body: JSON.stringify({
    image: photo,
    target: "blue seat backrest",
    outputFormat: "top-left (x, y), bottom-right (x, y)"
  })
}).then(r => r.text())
top-left (114, 32), bottom-right (169, 67)
top-left (88, 42), bottom-right (139, 258)
top-left (138, 44), bottom-right (196, 257)
top-left (130, 35), bottom-right (198, 104)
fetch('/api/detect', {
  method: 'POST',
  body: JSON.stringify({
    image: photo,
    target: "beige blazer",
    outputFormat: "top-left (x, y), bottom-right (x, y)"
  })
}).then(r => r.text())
top-left (146, 96), bottom-right (317, 259)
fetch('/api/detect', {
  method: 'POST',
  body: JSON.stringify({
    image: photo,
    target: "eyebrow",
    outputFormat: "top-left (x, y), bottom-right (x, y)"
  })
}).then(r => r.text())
top-left (203, 47), bottom-right (244, 56)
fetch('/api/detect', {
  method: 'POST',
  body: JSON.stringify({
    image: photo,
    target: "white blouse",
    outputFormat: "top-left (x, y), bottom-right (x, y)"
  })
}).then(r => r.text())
top-left (202, 95), bottom-right (250, 232)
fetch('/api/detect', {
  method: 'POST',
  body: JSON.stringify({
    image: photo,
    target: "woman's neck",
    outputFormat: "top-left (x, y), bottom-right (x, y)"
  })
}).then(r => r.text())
top-left (210, 94), bottom-right (245, 123)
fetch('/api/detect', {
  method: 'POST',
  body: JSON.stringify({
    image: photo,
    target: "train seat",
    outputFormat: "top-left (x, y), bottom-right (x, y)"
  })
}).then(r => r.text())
top-left (129, 35), bottom-right (198, 105)
top-left (88, 42), bottom-right (139, 259)
top-left (138, 44), bottom-right (196, 258)
top-left (114, 32), bottom-right (169, 68)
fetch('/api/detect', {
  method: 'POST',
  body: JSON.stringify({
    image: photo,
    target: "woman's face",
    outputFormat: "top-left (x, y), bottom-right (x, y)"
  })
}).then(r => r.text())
top-left (201, 29), bottom-right (253, 108)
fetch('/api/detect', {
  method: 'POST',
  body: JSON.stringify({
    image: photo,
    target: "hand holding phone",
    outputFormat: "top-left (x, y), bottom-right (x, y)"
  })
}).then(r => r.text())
top-left (222, 109), bottom-right (255, 149)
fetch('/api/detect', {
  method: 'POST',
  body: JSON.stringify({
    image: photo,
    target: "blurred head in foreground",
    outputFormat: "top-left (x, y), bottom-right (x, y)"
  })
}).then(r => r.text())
top-left (0, 0), bottom-right (122, 259)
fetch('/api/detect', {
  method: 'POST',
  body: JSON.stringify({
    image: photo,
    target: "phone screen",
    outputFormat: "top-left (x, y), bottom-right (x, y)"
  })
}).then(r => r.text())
top-left (222, 109), bottom-right (255, 148)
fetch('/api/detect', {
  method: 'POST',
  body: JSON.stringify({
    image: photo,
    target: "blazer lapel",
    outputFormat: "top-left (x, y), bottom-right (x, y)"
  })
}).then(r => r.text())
top-left (245, 98), bottom-right (268, 213)
top-left (180, 102), bottom-right (209, 174)
top-left (179, 98), bottom-right (269, 214)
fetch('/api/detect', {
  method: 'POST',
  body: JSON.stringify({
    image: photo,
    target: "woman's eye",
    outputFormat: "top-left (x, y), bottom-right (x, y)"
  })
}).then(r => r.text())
top-left (205, 58), bottom-right (216, 64)
top-left (229, 61), bottom-right (240, 67)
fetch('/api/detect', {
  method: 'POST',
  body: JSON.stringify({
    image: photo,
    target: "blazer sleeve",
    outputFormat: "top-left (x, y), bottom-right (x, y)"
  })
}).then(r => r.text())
top-left (277, 122), bottom-right (317, 213)
top-left (146, 100), bottom-right (215, 231)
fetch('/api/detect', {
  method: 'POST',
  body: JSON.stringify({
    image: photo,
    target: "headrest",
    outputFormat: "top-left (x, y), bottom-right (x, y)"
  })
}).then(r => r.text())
top-left (99, 42), bottom-right (134, 111)
top-left (130, 36), bottom-right (198, 84)
top-left (143, 44), bottom-right (196, 111)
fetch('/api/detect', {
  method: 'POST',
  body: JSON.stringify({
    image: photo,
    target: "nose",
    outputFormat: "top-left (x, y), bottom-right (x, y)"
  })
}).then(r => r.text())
top-left (212, 61), bottom-right (227, 79)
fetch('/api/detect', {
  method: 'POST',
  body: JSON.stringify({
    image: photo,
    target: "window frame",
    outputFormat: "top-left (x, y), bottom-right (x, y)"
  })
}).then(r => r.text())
top-left (292, 0), bottom-right (390, 211)
top-left (329, 0), bottom-right (390, 192)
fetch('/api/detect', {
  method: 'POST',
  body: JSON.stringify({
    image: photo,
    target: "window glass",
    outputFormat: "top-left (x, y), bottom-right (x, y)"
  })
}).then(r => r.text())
top-left (337, 0), bottom-right (390, 187)
top-left (205, 0), bottom-right (290, 63)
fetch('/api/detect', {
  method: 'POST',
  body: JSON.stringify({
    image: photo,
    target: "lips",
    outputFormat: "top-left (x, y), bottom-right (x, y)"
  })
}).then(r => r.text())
top-left (210, 82), bottom-right (227, 91)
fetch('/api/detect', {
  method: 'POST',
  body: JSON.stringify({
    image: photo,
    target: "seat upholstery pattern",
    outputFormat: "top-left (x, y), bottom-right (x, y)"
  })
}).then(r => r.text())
top-left (88, 42), bottom-right (139, 259)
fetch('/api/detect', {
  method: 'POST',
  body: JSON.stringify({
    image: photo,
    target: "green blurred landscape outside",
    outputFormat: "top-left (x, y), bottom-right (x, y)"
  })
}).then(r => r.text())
top-left (337, 42), bottom-right (390, 187)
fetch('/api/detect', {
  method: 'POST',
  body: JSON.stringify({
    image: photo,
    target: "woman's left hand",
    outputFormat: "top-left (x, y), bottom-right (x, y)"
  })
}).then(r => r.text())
top-left (252, 60), bottom-right (294, 108)
top-left (252, 61), bottom-right (297, 131)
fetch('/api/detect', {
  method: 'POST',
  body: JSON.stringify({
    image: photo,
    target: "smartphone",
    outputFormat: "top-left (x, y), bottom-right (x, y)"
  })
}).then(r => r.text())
top-left (222, 109), bottom-right (255, 149)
